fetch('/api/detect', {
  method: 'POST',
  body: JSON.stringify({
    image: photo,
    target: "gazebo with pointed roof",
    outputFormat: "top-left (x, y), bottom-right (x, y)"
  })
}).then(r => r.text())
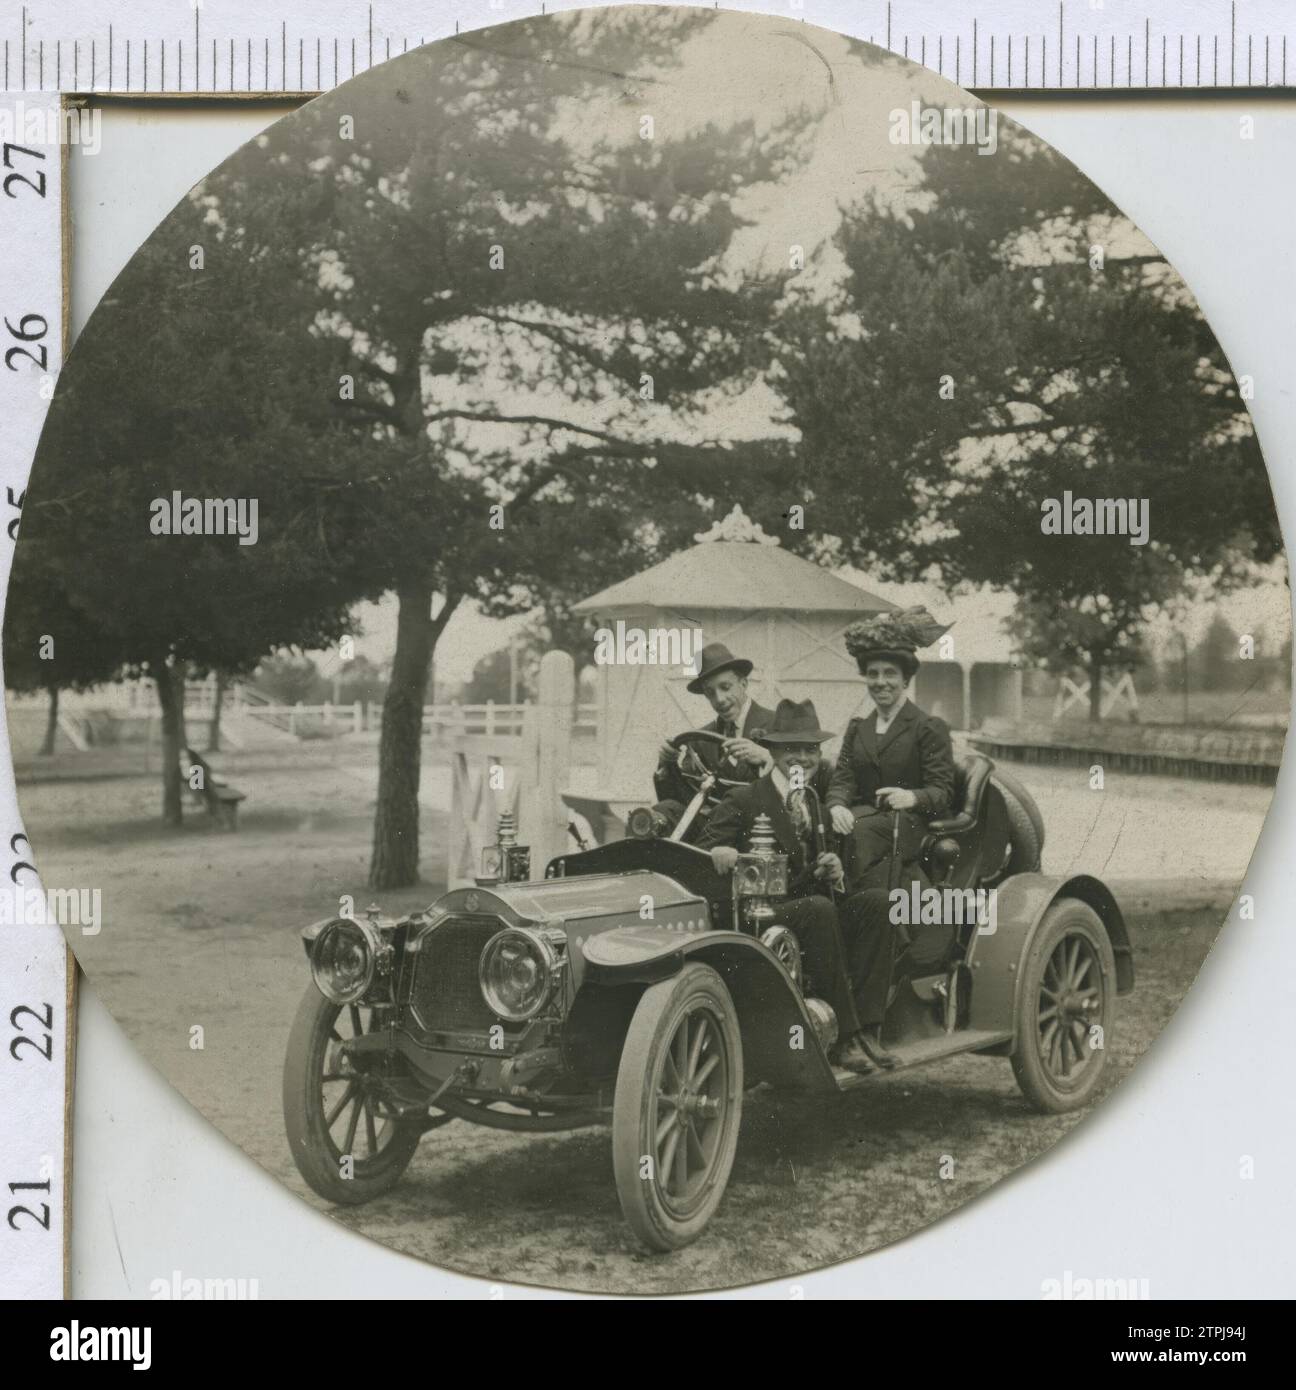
top-left (573, 507), bottom-right (896, 803)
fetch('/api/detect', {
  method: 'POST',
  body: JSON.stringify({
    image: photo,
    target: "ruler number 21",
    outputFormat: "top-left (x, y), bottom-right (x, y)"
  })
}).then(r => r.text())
top-left (7, 1180), bottom-right (52, 1232)
top-left (3, 142), bottom-right (46, 200)
top-left (9, 1002), bottom-right (53, 1061)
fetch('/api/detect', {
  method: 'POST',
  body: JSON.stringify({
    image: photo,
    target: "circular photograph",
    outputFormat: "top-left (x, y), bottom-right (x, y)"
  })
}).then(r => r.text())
top-left (5, 6), bottom-right (1287, 1294)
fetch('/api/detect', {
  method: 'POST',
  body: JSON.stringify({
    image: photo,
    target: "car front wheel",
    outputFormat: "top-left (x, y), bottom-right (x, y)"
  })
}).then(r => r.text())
top-left (282, 985), bottom-right (429, 1205)
top-left (1011, 898), bottom-right (1116, 1113)
top-left (612, 962), bottom-right (743, 1251)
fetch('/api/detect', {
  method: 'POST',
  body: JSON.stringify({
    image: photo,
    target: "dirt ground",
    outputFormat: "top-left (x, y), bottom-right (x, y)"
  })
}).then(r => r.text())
top-left (14, 744), bottom-right (1258, 1294)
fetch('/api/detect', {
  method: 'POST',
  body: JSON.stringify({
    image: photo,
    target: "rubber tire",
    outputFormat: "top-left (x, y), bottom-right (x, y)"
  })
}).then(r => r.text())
top-left (993, 766), bottom-right (1045, 874)
top-left (612, 963), bottom-right (743, 1252)
top-left (1011, 899), bottom-right (1115, 1114)
top-left (283, 985), bottom-right (423, 1205)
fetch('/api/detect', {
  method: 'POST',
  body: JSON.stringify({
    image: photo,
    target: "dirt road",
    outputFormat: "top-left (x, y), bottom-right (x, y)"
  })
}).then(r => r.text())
top-left (15, 745), bottom-right (1252, 1293)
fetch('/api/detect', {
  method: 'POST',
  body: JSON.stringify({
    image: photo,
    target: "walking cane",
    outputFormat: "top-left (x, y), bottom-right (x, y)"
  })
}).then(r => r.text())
top-left (886, 806), bottom-right (903, 894)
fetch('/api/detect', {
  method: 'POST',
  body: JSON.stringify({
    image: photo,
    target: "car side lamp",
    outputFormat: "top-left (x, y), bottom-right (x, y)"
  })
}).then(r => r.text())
top-left (734, 813), bottom-right (789, 931)
top-left (478, 810), bottom-right (531, 887)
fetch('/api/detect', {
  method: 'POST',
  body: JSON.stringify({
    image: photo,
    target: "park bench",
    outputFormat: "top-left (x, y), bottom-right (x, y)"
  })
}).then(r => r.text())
top-left (183, 747), bottom-right (246, 829)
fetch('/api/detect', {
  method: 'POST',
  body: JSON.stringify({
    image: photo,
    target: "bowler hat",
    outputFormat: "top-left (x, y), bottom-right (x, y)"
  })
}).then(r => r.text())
top-left (687, 641), bottom-right (753, 695)
top-left (752, 698), bottom-right (834, 746)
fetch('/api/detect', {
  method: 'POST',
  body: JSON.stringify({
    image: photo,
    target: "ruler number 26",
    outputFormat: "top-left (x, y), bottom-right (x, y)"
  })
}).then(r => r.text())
top-left (5, 312), bottom-right (47, 372)
top-left (3, 142), bottom-right (46, 200)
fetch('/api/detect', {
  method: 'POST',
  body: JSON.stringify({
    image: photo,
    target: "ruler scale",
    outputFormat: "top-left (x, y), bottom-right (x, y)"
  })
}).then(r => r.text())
top-left (1, 2), bottom-right (1296, 95)
top-left (0, 0), bottom-right (1291, 1302)
top-left (0, 87), bottom-right (68, 1300)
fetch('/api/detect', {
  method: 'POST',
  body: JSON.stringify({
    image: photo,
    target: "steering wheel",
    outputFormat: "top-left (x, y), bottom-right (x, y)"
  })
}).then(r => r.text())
top-left (668, 729), bottom-right (749, 794)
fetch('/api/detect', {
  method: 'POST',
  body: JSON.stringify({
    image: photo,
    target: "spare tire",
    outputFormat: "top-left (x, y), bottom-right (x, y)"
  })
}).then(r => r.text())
top-left (992, 766), bottom-right (1044, 874)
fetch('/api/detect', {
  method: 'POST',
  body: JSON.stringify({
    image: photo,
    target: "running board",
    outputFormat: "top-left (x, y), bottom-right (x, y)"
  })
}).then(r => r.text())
top-left (831, 1029), bottom-right (1012, 1091)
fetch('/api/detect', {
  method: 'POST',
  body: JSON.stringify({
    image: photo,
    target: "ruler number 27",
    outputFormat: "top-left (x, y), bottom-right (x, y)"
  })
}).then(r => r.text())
top-left (3, 142), bottom-right (46, 200)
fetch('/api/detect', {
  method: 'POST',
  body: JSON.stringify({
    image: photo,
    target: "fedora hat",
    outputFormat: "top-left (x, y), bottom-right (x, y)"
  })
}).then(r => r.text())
top-left (686, 641), bottom-right (753, 695)
top-left (752, 698), bottom-right (834, 746)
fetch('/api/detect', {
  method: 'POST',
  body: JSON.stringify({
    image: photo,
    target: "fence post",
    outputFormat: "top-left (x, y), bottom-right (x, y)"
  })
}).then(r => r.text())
top-left (518, 651), bottom-right (574, 876)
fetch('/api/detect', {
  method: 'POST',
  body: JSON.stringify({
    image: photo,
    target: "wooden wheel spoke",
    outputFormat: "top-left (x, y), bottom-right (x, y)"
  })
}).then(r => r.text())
top-left (325, 1081), bottom-right (357, 1128)
top-left (655, 1108), bottom-right (679, 1147)
top-left (686, 1121), bottom-right (707, 1172)
top-left (364, 1095), bottom-right (379, 1156)
top-left (672, 1020), bottom-right (689, 1084)
top-left (1037, 1004), bottom-right (1058, 1024)
top-left (659, 1127), bottom-right (682, 1190)
top-left (687, 1014), bottom-right (708, 1079)
top-left (342, 1091), bottom-right (363, 1155)
top-left (660, 1048), bottom-right (682, 1093)
top-left (1046, 1024), bottom-right (1062, 1073)
top-left (693, 1053), bottom-right (720, 1089)
top-left (674, 1118), bottom-right (691, 1192)
top-left (1045, 950), bottom-right (1064, 987)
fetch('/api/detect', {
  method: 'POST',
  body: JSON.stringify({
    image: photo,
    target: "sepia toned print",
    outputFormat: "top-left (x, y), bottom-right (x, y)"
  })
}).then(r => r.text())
top-left (4, 8), bottom-right (1286, 1293)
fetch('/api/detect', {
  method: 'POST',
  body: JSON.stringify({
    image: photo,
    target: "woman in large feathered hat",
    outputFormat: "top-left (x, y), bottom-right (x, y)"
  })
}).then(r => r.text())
top-left (826, 606), bottom-right (957, 889)
top-left (827, 607), bottom-right (959, 1066)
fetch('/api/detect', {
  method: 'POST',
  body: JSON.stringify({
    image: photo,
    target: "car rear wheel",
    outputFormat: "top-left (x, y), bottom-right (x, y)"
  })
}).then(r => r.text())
top-left (612, 963), bottom-right (743, 1251)
top-left (283, 985), bottom-right (436, 1205)
top-left (1011, 899), bottom-right (1115, 1113)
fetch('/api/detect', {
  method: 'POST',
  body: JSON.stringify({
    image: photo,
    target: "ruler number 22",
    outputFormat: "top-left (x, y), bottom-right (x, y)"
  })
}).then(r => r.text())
top-left (9, 1002), bottom-right (53, 1062)
top-left (3, 142), bottom-right (46, 200)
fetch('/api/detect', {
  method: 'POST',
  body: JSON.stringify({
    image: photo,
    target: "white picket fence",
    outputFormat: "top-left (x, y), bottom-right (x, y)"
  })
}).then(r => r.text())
top-left (9, 678), bottom-right (599, 746)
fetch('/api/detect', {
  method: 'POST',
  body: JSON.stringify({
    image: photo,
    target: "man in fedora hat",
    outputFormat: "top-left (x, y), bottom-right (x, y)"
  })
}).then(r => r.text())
top-left (697, 698), bottom-right (880, 1074)
top-left (652, 641), bottom-right (774, 809)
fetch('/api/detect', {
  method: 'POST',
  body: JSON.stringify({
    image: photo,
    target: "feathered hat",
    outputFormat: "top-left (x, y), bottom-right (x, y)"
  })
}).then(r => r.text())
top-left (844, 606), bottom-right (950, 682)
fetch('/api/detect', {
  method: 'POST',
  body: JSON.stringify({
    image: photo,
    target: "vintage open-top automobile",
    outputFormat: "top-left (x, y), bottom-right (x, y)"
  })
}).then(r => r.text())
top-left (284, 749), bottom-right (1134, 1250)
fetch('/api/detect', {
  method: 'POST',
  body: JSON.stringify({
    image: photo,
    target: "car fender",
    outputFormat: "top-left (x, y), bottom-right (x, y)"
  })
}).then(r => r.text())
top-left (580, 926), bottom-right (838, 1092)
top-left (969, 873), bottom-right (1133, 1042)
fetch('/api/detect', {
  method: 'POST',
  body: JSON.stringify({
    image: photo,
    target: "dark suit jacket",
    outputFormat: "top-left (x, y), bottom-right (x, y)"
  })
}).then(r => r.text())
top-left (697, 764), bottom-right (836, 897)
top-left (654, 699), bottom-right (775, 803)
top-left (825, 701), bottom-right (955, 820)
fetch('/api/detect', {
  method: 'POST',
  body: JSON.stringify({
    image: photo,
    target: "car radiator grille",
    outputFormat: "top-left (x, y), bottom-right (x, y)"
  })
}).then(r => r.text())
top-left (408, 917), bottom-right (499, 1034)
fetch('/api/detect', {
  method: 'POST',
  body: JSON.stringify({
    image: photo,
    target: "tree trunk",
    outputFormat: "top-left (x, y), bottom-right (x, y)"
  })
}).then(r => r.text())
top-left (155, 658), bottom-right (189, 826)
top-left (1087, 655), bottom-right (1104, 723)
top-left (368, 582), bottom-right (446, 889)
top-left (40, 684), bottom-right (59, 756)
top-left (207, 670), bottom-right (226, 753)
